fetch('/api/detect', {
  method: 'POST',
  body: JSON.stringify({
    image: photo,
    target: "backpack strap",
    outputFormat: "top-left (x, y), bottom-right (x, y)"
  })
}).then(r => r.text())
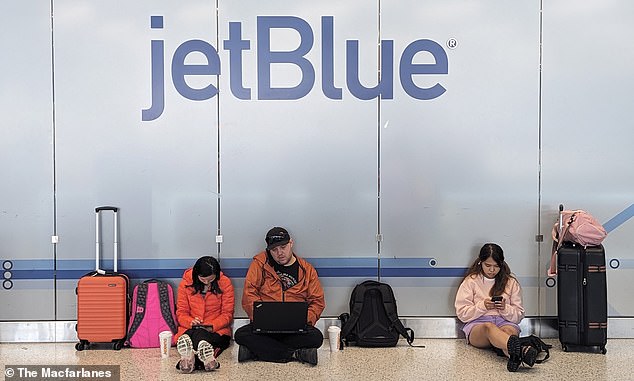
top-left (126, 282), bottom-right (148, 341)
top-left (339, 282), bottom-right (372, 348)
top-left (548, 211), bottom-right (576, 276)
top-left (377, 285), bottom-right (425, 348)
top-left (157, 281), bottom-right (178, 333)
top-left (127, 280), bottom-right (178, 342)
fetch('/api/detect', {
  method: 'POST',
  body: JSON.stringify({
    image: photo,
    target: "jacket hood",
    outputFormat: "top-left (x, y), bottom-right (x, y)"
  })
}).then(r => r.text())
top-left (182, 268), bottom-right (193, 282)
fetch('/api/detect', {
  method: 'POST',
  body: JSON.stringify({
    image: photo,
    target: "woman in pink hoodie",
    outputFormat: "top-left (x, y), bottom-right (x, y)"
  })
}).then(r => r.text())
top-left (454, 243), bottom-right (536, 372)
top-left (175, 256), bottom-right (234, 373)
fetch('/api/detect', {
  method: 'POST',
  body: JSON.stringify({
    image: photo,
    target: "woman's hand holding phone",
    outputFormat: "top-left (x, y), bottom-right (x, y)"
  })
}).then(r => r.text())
top-left (491, 296), bottom-right (505, 310)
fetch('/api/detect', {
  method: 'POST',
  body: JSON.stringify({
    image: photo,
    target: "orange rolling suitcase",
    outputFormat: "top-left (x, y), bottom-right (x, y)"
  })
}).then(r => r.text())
top-left (75, 206), bottom-right (129, 351)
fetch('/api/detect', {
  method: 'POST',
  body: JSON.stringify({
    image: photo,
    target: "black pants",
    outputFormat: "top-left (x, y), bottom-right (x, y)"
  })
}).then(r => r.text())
top-left (177, 329), bottom-right (230, 370)
top-left (234, 323), bottom-right (323, 363)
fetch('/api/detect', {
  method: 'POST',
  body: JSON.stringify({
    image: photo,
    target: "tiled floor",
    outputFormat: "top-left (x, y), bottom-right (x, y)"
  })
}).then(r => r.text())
top-left (1, 338), bottom-right (632, 381)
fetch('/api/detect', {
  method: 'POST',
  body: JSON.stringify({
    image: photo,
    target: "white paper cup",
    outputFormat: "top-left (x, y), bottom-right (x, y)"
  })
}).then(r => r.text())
top-left (159, 331), bottom-right (173, 358)
top-left (327, 325), bottom-right (341, 352)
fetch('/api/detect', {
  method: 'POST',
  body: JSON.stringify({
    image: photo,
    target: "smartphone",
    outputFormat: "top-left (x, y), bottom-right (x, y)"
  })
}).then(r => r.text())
top-left (491, 296), bottom-right (503, 303)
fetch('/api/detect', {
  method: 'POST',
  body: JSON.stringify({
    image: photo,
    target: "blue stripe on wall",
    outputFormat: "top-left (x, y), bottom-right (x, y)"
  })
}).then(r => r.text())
top-left (5, 260), bottom-right (54, 270)
top-left (380, 258), bottom-right (437, 268)
top-left (603, 203), bottom-right (634, 233)
top-left (381, 267), bottom-right (467, 277)
top-left (7, 259), bottom-right (467, 280)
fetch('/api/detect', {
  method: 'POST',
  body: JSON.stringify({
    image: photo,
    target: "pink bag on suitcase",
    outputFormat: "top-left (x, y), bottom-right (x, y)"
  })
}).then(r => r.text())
top-left (126, 279), bottom-right (178, 348)
top-left (551, 210), bottom-right (607, 248)
top-left (548, 206), bottom-right (607, 276)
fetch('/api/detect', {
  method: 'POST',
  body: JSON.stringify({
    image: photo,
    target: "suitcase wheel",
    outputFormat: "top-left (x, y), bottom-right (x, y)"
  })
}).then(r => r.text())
top-left (113, 340), bottom-right (124, 350)
top-left (75, 340), bottom-right (89, 351)
top-left (601, 346), bottom-right (607, 355)
top-left (562, 344), bottom-right (568, 352)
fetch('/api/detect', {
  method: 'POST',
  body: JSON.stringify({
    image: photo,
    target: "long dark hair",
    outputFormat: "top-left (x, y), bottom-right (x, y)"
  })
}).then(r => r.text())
top-left (187, 256), bottom-right (223, 295)
top-left (463, 243), bottom-right (515, 297)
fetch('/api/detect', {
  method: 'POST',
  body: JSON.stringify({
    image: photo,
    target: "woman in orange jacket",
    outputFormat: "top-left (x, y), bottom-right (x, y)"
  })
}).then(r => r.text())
top-left (175, 256), bottom-right (234, 373)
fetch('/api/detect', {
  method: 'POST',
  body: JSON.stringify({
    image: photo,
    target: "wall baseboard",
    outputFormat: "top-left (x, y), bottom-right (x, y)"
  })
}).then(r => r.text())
top-left (2, 317), bottom-right (631, 343)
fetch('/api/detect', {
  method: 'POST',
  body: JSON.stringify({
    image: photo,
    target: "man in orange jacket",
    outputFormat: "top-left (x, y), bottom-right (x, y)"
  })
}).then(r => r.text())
top-left (234, 227), bottom-right (325, 365)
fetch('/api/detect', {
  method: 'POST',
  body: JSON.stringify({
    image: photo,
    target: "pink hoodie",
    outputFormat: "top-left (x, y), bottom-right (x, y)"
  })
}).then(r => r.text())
top-left (454, 274), bottom-right (524, 324)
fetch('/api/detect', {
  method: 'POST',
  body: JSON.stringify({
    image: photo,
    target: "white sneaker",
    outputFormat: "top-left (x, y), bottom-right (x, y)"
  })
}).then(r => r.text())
top-left (176, 334), bottom-right (195, 373)
top-left (197, 340), bottom-right (219, 371)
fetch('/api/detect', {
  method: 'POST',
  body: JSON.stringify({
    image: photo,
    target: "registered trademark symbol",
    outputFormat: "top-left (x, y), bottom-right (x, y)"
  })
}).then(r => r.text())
top-left (447, 38), bottom-right (458, 49)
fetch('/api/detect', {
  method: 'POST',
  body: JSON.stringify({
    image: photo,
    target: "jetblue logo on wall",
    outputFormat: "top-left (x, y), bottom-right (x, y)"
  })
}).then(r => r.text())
top-left (142, 15), bottom-right (449, 121)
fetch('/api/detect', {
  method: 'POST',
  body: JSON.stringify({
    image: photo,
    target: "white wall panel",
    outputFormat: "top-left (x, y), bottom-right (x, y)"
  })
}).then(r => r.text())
top-left (53, 1), bottom-right (219, 319)
top-left (0, 0), bottom-right (55, 320)
top-left (218, 0), bottom-right (379, 317)
top-left (541, 1), bottom-right (634, 316)
top-left (381, 0), bottom-right (540, 315)
top-left (2, 0), bottom-right (634, 327)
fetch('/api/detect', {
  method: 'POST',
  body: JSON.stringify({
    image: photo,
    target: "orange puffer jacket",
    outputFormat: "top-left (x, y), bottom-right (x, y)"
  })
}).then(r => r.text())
top-left (242, 251), bottom-right (325, 326)
top-left (175, 268), bottom-right (234, 340)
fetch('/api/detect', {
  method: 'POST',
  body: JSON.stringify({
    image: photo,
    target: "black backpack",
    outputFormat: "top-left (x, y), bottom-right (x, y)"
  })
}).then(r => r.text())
top-left (520, 335), bottom-right (552, 363)
top-left (339, 280), bottom-right (423, 348)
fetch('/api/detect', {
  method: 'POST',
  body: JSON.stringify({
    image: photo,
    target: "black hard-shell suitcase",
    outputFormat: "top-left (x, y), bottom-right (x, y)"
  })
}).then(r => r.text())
top-left (557, 242), bottom-right (608, 353)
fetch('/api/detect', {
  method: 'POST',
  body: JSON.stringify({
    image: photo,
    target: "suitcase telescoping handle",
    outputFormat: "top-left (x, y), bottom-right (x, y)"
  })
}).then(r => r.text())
top-left (559, 204), bottom-right (564, 231)
top-left (548, 204), bottom-right (566, 277)
top-left (95, 206), bottom-right (119, 273)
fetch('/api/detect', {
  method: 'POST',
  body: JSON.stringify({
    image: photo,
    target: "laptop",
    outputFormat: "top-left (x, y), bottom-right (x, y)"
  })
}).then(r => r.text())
top-left (252, 301), bottom-right (309, 334)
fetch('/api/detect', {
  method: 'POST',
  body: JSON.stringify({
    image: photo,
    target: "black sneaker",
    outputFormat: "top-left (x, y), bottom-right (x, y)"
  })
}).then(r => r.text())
top-left (506, 335), bottom-right (521, 372)
top-left (294, 348), bottom-right (318, 366)
top-left (238, 345), bottom-right (254, 362)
